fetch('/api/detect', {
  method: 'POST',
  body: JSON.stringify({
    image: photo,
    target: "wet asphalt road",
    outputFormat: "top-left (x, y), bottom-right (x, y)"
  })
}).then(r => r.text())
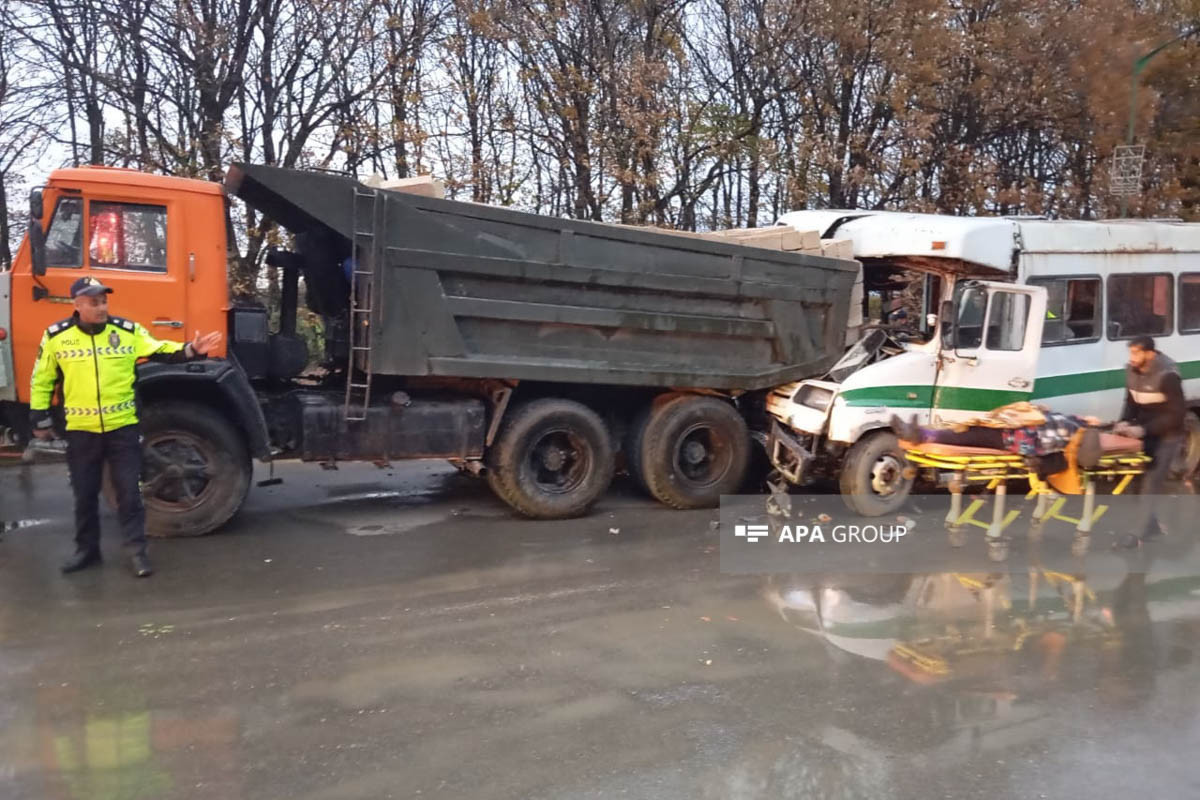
top-left (2, 459), bottom-right (1200, 800)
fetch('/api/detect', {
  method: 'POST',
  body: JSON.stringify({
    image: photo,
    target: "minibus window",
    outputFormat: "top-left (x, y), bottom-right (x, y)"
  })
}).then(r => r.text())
top-left (1031, 277), bottom-right (1100, 344)
top-left (1107, 273), bottom-right (1172, 339)
top-left (951, 287), bottom-right (987, 350)
top-left (986, 291), bottom-right (1030, 351)
top-left (1180, 274), bottom-right (1200, 334)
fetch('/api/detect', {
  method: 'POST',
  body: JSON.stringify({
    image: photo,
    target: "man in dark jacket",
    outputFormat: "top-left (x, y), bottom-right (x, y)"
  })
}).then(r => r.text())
top-left (1113, 336), bottom-right (1187, 546)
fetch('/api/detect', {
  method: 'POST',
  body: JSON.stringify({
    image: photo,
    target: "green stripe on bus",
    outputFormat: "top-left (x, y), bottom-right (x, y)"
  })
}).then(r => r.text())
top-left (1031, 369), bottom-right (1125, 399)
top-left (932, 386), bottom-right (1031, 410)
top-left (840, 385), bottom-right (932, 408)
top-left (841, 385), bottom-right (1029, 410)
top-left (1032, 359), bottom-right (1200, 400)
top-left (841, 359), bottom-right (1199, 409)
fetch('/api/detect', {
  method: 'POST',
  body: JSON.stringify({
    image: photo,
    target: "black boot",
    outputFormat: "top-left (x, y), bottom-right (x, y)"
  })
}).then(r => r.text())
top-left (1077, 427), bottom-right (1103, 469)
top-left (1141, 517), bottom-right (1167, 542)
top-left (1115, 533), bottom-right (1143, 550)
top-left (130, 553), bottom-right (153, 578)
top-left (61, 549), bottom-right (102, 574)
top-left (1114, 525), bottom-right (1164, 550)
top-left (891, 414), bottom-right (922, 445)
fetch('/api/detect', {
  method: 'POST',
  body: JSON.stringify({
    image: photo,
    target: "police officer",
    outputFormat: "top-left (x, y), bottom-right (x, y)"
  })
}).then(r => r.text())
top-left (29, 277), bottom-right (222, 577)
top-left (1113, 335), bottom-right (1187, 547)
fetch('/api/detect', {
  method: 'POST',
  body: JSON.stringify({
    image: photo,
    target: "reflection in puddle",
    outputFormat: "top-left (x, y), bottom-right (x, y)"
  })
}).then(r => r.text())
top-left (1, 518), bottom-right (51, 534)
top-left (8, 685), bottom-right (244, 800)
top-left (47, 711), bottom-right (171, 800)
top-left (323, 486), bottom-right (405, 500)
top-left (750, 543), bottom-right (1200, 795)
top-left (767, 564), bottom-right (1200, 681)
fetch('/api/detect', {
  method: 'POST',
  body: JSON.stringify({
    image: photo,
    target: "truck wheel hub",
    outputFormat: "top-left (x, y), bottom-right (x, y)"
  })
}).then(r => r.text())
top-left (527, 430), bottom-right (589, 494)
top-left (540, 447), bottom-right (568, 471)
top-left (682, 440), bottom-right (708, 465)
top-left (674, 424), bottom-right (732, 487)
top-left (142, 434), bottom-right (213, 508)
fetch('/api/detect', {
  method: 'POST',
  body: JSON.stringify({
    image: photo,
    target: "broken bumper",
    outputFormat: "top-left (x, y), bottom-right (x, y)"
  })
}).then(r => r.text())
top-left (769, 421), bottom-right (816, 485)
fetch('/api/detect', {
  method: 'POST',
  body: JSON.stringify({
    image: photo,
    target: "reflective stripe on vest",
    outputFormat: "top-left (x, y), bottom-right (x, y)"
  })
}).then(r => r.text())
top-left (64, 400), bottom-right (137, 417)
top-left (1129, 388), bottom-right (1168, 405)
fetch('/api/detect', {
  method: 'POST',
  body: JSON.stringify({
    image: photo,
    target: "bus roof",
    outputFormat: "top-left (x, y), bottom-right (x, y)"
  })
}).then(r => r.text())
top-left (777, 210), bottom-right (1200, 273)
top-left (46, 166), bottom-right (223, 197)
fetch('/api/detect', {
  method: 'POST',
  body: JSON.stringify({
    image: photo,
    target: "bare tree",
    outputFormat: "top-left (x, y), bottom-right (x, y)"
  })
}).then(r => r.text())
top-left (2, 0), bottom-right (1196, 289)
top-left (0, 9), bottom-right (53, 267)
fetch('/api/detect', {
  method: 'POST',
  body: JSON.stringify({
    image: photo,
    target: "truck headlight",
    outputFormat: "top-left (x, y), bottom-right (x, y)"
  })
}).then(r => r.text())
top-left (798, 386), bottom-right (834, 412)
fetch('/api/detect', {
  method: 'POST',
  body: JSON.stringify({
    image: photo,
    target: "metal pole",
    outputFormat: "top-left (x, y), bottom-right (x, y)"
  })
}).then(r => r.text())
top-left (1121, 26), bottom-right (1200, 217)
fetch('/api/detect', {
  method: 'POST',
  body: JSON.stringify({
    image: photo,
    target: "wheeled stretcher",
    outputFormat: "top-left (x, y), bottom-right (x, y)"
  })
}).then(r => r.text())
top-left (904, 433), bottom-right (1151, 537)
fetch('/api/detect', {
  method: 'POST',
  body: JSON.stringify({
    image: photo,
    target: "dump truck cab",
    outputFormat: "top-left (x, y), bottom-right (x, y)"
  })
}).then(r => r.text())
top-left (9, 166), bottom-right (230, 381)
top-left (1, 166), bottom-right (271, 536)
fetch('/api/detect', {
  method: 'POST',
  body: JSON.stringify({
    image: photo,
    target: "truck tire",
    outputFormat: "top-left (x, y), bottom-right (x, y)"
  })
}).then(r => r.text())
top-left (839, 430), bottom-right (912, 517)
top-left (624, 393), bottom-right (687, 494)
top-left (1171, 411), bottom-right (1200, 480)
top-left (105, 401), bottom-right (251, 537)
top-left (640, 395), bottom-right (750, 509)
top-left (486, 398), bottom-right (615, 518)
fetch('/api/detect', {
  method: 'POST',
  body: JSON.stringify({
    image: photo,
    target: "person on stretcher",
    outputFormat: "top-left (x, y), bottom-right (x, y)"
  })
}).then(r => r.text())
top-left (891, 402), bottom-right (1105, 466)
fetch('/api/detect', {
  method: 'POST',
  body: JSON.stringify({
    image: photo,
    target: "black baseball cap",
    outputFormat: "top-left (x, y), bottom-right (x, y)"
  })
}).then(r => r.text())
top-left (70, 277), bottom-right (114, 298)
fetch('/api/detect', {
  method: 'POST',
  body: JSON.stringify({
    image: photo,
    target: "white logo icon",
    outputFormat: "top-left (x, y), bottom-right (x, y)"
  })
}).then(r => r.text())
top-left (734, 524), bottom-right (768, 543)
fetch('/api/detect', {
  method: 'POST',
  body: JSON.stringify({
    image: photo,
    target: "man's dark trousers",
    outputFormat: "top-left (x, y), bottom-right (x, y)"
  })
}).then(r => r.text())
top-left (1138, 434), bottom-right (1184, 537)
top-left (65, 425), bottom-right (147, 557)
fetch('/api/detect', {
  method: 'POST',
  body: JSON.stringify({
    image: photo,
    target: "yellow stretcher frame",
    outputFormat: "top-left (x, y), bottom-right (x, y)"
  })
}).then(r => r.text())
top-left (904, 448), bottom-right (1152, 537)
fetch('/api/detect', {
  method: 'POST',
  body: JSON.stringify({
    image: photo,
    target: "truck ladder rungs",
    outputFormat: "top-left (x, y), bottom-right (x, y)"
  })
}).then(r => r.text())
top-left (345, 187), bottom-right (380, 423)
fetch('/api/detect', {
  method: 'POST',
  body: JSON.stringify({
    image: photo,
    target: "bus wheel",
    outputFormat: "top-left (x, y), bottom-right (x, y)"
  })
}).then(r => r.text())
top-left (839, 430), bottom-right (913, 517)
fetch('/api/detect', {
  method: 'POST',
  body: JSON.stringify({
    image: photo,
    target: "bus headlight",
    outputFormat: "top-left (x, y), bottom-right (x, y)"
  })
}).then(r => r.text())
top-left (798, 386), bottom-right (835, 412)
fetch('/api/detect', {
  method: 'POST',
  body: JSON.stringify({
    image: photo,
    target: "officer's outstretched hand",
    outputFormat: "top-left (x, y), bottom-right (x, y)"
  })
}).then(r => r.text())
top-left (192, 330), bottom-right (222, 356)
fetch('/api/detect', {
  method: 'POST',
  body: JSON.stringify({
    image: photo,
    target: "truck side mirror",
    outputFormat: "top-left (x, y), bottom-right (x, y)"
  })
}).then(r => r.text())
top-left (939, 300), bottom-right (955, 349)
top-left (29, 188), bottom-right (47, 276)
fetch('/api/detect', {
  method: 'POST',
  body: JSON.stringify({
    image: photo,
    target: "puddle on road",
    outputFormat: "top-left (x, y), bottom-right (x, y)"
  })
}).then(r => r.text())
top-left (325, 489), bottom-right (406, 502)
top-left (344, 508), bottom-right (455, 536)
top-left (1, 518), bottom-right (51, 533)
top-left (339, 499), bottom-right (506, 535)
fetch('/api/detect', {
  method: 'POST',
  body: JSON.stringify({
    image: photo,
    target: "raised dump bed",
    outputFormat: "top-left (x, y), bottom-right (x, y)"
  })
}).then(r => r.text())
top-left (226, 163), bottom-right (858, 390)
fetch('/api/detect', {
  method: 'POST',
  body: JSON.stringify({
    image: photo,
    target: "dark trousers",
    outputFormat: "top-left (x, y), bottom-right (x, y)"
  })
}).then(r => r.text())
top-left (1142, 435), bottom-right (1182, 495)
top-left (65, 425), bottom-right (147, 557)
top-left (1138, 435), bottom-right (1183, 536)
top-left (928, 428), bottom-right (1006, 449)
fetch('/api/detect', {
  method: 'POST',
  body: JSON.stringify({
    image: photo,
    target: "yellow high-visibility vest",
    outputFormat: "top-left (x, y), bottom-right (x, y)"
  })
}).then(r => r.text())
top-left (30, 315), bottom-right (185, 433)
